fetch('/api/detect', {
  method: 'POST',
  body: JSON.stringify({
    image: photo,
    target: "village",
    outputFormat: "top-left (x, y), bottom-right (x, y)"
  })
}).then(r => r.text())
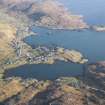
top-left (8, 33), bottom-right (88, 65)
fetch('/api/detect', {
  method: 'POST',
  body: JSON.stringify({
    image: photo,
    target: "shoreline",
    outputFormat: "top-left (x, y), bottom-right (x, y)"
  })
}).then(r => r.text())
top-left (31, 24), bottom-right (105, 33)
top-left (0, 45), bottom-right (88, 80)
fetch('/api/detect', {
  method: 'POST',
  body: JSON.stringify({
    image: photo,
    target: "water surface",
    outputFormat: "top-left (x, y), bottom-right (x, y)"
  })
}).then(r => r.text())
top-left (25, 27), bottom-right (105, 62)
top-left (6, 0), bottom-right (105, 80)
top-left (7, 27), bottom-right (105, 80)
top-left (5, 62), bottom-right (84, 80)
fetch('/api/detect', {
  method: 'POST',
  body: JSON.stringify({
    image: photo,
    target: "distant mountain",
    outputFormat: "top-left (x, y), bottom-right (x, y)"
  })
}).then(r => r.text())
top-left (0, 0), bottom-right (88, 29)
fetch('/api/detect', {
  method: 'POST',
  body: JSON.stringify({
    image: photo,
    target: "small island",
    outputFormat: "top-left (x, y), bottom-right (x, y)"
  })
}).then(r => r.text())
top-left (92, 26), bottom-right (105, 32)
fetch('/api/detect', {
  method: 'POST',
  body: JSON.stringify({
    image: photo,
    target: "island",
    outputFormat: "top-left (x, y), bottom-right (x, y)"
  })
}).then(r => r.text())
top-left (92, 26), bottom-right (105, 32)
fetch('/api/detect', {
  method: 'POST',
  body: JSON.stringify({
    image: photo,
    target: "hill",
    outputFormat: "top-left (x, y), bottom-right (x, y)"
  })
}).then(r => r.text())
top-left (0, 22), bottom-right (16, 62)
top-left (0, 0), bottom-right (88, 29)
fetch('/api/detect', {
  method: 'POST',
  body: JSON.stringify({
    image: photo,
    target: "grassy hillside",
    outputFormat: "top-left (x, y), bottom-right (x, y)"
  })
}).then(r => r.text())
top-left (0, 22), bottom-right (16, 62)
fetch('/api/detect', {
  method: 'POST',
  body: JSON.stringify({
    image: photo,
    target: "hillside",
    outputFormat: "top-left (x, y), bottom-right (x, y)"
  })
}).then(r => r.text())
top-left (0, 0), bottom-right (88, 29)
top-left (0, 22), bottom-right (16, 62)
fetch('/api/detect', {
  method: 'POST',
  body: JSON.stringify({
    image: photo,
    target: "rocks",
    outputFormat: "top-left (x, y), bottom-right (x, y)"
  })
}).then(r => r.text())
top-left (1, 76), bottom-right (104, 105)
top-left (0, 77), bottom-right (51, 103)
top-left (44, 57), bottom-right (55, 64)
top-left (0, 78), bottom-right (25, 102)
top-left (87, 61), bottom-right (105, 90)
top-left (57, 47), bottom-right (64, 53)
top-left (49, 93), bottom-right (85, 105)
top-left (85, 87), bottom-right (105, 105)
top-left (0, 78), bottom-right (51, 105)
top-left (28, 78), bottom-right (86, 105)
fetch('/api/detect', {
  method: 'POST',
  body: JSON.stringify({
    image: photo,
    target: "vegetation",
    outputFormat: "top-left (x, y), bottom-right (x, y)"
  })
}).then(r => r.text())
top-left (0, 1), bottom-right (104, 105)
top-left (56, 77), bottom-right (81, 88)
